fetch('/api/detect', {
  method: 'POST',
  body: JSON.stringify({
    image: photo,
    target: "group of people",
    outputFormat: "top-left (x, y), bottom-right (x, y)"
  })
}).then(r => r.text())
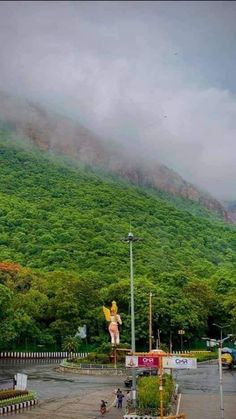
top-left (115, 388), bottom-right (124, 408)
top-left (100, 388), bottom-right (131, 416)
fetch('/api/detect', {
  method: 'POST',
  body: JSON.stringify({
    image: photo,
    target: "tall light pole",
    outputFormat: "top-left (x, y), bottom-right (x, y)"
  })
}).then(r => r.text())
top-left (212, 323), bottom-right (231, 419)
top-left (124, 231), bottom-right (139, 408)
top-left (149, 292), bottom-right (153, 352)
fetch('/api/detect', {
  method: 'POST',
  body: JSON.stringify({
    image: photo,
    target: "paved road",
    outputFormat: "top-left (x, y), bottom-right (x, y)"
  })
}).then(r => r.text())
top-left (0, 359), bottom-right (126, 418)
top-left (1, 359), bottom-right (236, 418)
top-left (176, 362), bottom-right (236, 419)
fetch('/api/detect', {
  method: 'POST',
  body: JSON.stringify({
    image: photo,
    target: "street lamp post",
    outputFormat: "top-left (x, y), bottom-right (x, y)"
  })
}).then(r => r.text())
top-left (178, 329), bottom-right (185, 353)
top-left (212, 323), bottom-right (231, 419)
top-left (124, 231), bottom-right (139, 409)
top-left (129, 232), bottom-right (136, 356)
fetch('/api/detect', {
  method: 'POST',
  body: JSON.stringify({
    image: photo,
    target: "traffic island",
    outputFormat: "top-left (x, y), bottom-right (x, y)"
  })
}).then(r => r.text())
top-left (58, 359), bottom-right (128, 375)
top-left (123, 374), bottom-right (176, 418)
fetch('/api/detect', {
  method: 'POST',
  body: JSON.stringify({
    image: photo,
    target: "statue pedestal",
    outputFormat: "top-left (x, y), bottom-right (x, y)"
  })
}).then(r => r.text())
top-left (110, 346), bottom-right (117, 368)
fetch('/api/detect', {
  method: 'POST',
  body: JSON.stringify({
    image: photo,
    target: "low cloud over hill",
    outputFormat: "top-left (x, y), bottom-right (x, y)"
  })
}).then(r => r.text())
top-left (0, 91), bottom-right (228, 220)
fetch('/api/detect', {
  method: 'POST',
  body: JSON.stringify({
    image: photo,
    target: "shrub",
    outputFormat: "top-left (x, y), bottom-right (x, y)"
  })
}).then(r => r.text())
top-left (96, 353), bottom-right (110, 363)
top-left (138, 374), bottom-right (174, 415)
top-left (0, 391), bottom-right (36, 408)
top-left (74, 352), bottom-right (111, 364)
top-left (62, 336), bottom-right (81, 353)
top-left (96, 342), bottom-right (111, 355)
top-left (0, 389), bottom-right (29, 401)
top-left (87, 352), bottom-right (98, 362)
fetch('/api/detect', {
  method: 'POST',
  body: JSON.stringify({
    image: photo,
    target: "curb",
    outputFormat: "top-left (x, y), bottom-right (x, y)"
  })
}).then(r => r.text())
top-left (0, 399), bottom-right (38, 415)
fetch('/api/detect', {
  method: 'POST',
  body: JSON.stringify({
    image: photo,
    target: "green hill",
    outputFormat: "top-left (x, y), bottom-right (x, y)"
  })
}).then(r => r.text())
top-left (0, 130), bottom-right (235, 351)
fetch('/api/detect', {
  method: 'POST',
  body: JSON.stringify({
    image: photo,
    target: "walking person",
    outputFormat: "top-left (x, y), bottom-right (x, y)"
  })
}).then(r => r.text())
top-left (115, 388), bottom-right (122, 407)
top-left (117, 391), bottom-right (124, 408)
top-left (100, 400), bottom-right (107, 416)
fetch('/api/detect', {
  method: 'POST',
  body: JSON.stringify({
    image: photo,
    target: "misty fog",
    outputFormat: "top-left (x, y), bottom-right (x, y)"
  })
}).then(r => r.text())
top-left (0, 1), bottom-right (236, 200)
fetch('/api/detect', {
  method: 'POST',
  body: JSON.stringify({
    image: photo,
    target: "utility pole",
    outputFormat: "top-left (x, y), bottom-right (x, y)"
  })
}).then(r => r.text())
top-left (157, 329), bottom-right (161, 349)
top-left (149, 292), bottom-right (153, 352)
top-left (169, 330), bottom-right (173, 354)
top-left (159, 355), bottom-right (164, 419)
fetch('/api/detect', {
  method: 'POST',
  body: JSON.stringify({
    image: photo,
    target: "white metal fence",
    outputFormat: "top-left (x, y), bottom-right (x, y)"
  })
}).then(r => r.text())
top-left (0, 352), bottom-right (88, 359)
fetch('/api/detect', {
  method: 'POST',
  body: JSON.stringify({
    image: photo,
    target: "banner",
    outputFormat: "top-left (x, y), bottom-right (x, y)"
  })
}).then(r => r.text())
top-left (126, 355), bottom-right (159, 368)
top-left (15, 373), bottom-right (28, 390)
top-left (163, 356), bottom-right (197, 369)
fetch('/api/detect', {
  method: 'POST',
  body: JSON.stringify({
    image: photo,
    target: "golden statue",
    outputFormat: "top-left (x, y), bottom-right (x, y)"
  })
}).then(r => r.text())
top-left (103, 301), bottom-right (122, 346)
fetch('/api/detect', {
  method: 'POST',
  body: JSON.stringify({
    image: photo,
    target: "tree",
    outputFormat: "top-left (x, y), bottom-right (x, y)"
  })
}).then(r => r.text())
top-left (62, 336), bottom-right (82, 353)
top-left (0, 284), bottom-right (17, 346)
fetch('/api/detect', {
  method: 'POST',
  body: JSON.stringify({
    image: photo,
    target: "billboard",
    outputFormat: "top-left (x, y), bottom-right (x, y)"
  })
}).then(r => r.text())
top-left (163, 357), bottom-right (197, 369)
top-left (126, 355), bottom-right (159, 368)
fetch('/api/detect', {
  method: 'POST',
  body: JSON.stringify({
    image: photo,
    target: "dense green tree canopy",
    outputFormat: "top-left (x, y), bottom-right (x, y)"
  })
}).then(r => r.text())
top-left (0, 130), bottom-right (235, 350)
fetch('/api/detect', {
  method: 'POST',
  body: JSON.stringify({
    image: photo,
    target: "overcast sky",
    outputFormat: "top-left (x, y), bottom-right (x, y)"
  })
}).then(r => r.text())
top-left (0, 1), bottom-right (236, 201)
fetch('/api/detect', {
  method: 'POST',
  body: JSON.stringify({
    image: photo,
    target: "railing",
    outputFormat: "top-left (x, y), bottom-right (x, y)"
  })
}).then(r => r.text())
top-left (173, 350), bottom-right (209, 354)
top-left (0, 352), bottom-right (88, 359)
top-left (61, 360), bottom-right (127, 371)
top-left (81, 363), bottom-right (115, 369)
top-left (124, 414), bottom-right (186, 419)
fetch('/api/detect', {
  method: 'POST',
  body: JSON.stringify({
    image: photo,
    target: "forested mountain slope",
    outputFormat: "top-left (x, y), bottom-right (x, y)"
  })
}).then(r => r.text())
top-left (0, 130), bottom-right (235, 350)
top-left (0, 130), bottom-right (235, 275)
top-left (0, 90), bottom-right (228, 219)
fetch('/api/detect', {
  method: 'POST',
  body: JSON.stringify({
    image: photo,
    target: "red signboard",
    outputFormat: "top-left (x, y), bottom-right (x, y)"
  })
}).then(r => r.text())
top-left (138, 356), bottom-right (159, 368)
top-left (126, 355), bottom-right (159, 368)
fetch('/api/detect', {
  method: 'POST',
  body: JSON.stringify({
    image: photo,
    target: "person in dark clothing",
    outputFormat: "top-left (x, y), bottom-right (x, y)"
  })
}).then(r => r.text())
top-left (13, 376), bottom-right (17, 389)
top-left (117, 391), bottom-right (124, 408)
top-left (100, 400), bottom-right (107, 415)
top-left (115, 388), bottom-right (122, 407)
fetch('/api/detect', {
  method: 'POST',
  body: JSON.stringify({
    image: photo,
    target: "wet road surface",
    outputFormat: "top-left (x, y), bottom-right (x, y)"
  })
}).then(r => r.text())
top-left (176, 361), bottom-right (236, 394)
top-left (0, 359), bottom-right (126, 418)
top-left (0, 359), bottom-right (236, 418)
top-left (176, 361), bottom-right (236, 419)
top-left (0, 359), bottom-right (125, 400)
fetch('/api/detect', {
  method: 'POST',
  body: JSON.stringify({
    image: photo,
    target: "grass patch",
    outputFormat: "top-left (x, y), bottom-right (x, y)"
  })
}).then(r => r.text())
top-left (193, 351), bottom-right (218, 362)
